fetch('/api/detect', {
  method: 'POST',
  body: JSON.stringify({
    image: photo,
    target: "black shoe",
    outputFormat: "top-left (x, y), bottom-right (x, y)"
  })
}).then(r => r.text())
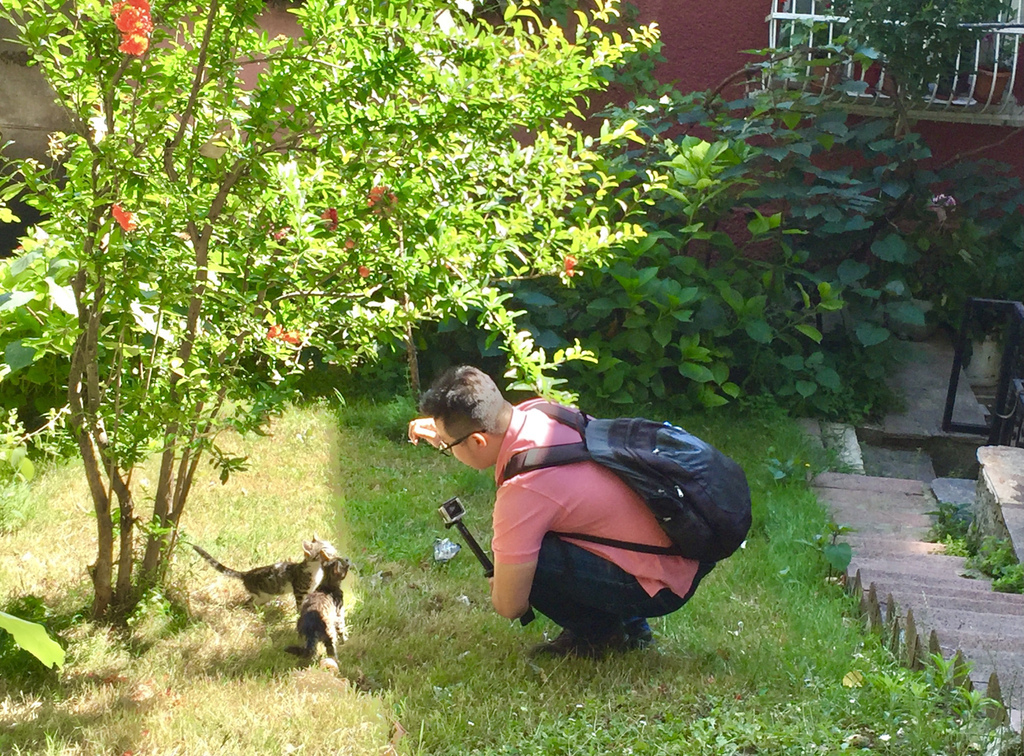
top-left (529, 628), bottom-right (627, 659)
top-left (624, 619), bottom-right (655, 650)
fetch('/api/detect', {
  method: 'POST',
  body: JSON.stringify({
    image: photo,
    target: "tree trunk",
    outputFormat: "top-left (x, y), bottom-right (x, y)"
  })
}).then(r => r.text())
top-left (140, 436), bottom-right (178, 586)
top-left (406, 322), bottom-right (420, 396)
top-left (78, 431), bottom-right (114, 619)
top-left (113, 487), bottom-right (135, 608)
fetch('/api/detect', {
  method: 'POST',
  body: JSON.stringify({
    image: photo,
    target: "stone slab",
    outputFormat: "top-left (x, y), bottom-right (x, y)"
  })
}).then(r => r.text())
top-left (884, 586), bottom-right (1024, 616)
top-left (904, 607), bottom-right (1024, 640)
top-left (932, 477), bottom-right (978, 507)
top-left (859, 337), bottom-right (989, 440)
top-left (978, 446), bottom-right (1024, 507)
top-left (820, 422), bottom-right (865, 474)
top-left (1004, 508), bottom-right (1024, 566)
top-left (813, 472), bottom-right (926, 495)
top-left (861, 444), bottom-right (936, 482)
top-left (846, 537), bottom-right (946, 558)
top-left (976, 445), bottom-right (1024, 561)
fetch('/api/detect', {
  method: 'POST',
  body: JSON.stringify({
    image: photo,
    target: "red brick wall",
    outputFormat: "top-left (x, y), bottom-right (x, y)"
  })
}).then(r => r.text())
top-left (629, 0), bottom-right (1024, 176)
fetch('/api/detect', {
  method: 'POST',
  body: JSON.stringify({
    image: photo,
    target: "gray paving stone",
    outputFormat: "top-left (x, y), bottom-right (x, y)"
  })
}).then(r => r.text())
top-left (931, 477), bottom-right (978, 507)
top-left (813, 472), bottom-right (926, 495)
top-left (861, 444), bottom-right (936, 482)
top-left (859, 336), bottom-right (989, 440)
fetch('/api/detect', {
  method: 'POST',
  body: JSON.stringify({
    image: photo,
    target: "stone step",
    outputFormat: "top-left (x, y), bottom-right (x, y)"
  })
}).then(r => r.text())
top-left (813, 472), bottom-right (926, 495)
top-left (853, 567), bottom-right (996, 597)
top-left (835, 514), bottom-right (934, 539)
top-left (928, 635), bottom-right (1024, 691)
top-left (845, 537), bottom-right (946, 558)
top-left (850, 553), bottom-right (971, 577)
top-left (906, 607), bottom-right (1024, 642)
top-left (882, 586), bottom-right (1024, 617)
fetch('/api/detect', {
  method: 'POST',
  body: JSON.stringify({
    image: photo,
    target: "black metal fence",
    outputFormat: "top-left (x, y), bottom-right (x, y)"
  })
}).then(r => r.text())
top-left (942, 298), bottom-right (1024, 446)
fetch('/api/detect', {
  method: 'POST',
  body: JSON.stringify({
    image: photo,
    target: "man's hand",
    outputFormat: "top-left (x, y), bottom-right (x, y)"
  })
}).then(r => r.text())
top-left (408, 417), bottom-right (441, 447)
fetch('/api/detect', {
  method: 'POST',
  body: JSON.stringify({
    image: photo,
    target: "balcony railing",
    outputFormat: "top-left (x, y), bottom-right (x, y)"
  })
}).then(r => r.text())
top-left (766, 1), bottom-right (1024, 126)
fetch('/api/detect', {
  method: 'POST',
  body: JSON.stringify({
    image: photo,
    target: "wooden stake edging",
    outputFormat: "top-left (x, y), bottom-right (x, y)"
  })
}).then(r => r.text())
top-left (984, 671), bottom-right (1008, 725)
top-left (845, 569), bottom-right (1012, 726)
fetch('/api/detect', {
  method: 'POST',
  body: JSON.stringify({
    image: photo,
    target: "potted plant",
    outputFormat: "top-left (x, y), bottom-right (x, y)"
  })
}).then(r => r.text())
top-left (975, 32), bottom-right (1017, 103)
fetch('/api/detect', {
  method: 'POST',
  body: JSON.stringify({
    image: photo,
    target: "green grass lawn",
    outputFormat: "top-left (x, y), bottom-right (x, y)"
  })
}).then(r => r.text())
top-left (0, 397), bottom-right (1015, 755)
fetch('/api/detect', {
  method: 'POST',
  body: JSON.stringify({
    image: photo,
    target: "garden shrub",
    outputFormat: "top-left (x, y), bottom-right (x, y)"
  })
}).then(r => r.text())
top-left (483, 71), bottom-right (1024, 419)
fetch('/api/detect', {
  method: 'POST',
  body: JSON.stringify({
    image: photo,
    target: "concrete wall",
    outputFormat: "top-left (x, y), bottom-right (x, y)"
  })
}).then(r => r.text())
top-left (0, 20), bottom-right (73, 162)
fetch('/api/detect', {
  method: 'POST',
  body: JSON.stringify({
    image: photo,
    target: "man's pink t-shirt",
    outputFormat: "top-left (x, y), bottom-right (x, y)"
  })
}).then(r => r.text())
top-left (491, 399), bottom-right (700, 599)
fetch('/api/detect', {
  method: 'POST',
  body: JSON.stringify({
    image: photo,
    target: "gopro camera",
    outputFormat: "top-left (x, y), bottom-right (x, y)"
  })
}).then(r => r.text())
top-left (438, 496), bottom-right (467, 526)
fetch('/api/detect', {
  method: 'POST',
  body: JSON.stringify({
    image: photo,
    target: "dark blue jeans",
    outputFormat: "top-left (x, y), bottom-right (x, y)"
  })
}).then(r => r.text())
top-left (528, 533), bottom-right (715, 639)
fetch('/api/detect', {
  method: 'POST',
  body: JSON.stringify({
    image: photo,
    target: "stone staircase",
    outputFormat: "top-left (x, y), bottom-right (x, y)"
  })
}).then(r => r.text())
top-left (806, 334), bottom-right (1024, 738)
top-left (813, 472), bottom-right (1024, 733)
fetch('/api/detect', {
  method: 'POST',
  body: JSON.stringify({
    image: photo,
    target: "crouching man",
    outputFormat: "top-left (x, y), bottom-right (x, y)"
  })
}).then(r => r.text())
top-left (408, 365), bottom-right (714, 657)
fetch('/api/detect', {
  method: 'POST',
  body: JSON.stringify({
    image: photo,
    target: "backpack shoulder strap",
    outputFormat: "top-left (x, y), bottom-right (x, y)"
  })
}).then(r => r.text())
top-left (499, 403), bottom-right (591, 484)
top-left (501, 441), bottom-right (589, 483)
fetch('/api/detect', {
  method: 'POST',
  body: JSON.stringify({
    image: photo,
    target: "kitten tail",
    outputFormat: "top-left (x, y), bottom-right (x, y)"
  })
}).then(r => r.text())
top-left (191, 544), bottom-right (246, 579)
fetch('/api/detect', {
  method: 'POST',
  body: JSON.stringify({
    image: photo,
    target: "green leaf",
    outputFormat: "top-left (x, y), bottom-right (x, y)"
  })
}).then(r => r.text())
top-left (795, 380), bottom-right (818, 397)
top-left (46, 277), bottom-right (77, 315)
top-left (816, 367), bottom-right (842, 391)
top-left (0, 611), bottom-right (64, 669)
top-left (780, 354), bottom-right (804, 371)
top-left (837, 259), bottom-right (870, 285)
top-left (888, 301), bottom-right (926, 326)
top-left (823, 542), bottom-right (853, 572)
top-left (747, 213), bottom-right (771, 236)
top-left (624, 328), bottom-right (651, 353)
top-left (781, 111), bottom-right (802, 130)
top-left (795, 324), bottom-right (823, 343)
top-left (720, 287), bottom-right (744, 314)
top-left (0, 290), bottom-right (35, 312)
top-left (652, 320), bottom-right (674, 348)
top-left (871, 234), bottom-right (911, 263)
top-left (745, 319), bottom-right (773, 344)
top-left (855, 322), bottom-right (890, 347)
top-left (4, 340), bottom-right (36, 372)
top-left (587, 297), bottom-right (619, 318)
top-left (17, 450), bottom-right (35, 479)
top-left (679, 362), bottom-right (714, 383)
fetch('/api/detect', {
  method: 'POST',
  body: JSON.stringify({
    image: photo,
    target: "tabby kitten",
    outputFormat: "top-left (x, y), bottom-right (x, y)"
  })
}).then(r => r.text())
top-left (192, 536), bottom-right (338, 612)
top-left (285, 556), bottom-right (351, 663)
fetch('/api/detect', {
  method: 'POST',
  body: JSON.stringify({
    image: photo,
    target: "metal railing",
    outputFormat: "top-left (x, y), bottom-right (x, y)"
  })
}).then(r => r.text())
top-left (1009, 378), bottom-right (1024, 447)
top-left (943, 298), bottom-right (1024, 446)
top-left (766, 1), bottom-right (1024, 126)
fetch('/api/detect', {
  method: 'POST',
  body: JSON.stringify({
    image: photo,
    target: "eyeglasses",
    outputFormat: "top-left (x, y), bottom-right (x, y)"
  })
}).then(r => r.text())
top-left (438, 430), bottom-right (483, 456)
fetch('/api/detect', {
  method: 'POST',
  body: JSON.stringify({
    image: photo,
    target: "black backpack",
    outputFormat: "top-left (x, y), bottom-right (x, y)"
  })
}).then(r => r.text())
top-left (499, 404), bottom-right (752, 563)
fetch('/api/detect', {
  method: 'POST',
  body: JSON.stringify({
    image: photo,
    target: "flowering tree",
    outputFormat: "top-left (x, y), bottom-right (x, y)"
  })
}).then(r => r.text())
top-left (0, 0), bottom-right (654, 619)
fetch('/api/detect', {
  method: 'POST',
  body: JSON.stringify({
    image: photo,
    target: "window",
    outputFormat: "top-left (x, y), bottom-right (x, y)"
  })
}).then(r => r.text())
top-left (765, 0), bottom-right (1024, 125)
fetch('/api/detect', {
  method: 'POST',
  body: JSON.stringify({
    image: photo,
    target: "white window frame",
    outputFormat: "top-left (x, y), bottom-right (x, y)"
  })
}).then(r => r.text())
top-left (765, 1), bottom-right (1024, 126)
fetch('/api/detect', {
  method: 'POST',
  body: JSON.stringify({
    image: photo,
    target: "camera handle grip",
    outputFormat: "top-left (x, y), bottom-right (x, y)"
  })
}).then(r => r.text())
top-left (448, 520), bottom-right (535, 626)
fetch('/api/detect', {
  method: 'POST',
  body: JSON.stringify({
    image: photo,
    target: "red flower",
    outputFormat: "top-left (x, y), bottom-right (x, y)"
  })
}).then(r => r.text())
top-left (112, 203), bottom-right (137, 231)
top-left (271, 227), bottom-right (290, 241)
top-left (118, 33), bottom-right (150, 55)
top-left (112, 0), bottom-right (153, 57)
top-left (358, 265), bottom-right (370, 278)
top-left (281, 330), bottom-right (303, 345)
top-left (367, 185), bottom-right (397, 215)
top-left (266, 324), bottom-right (284, 340)
top-left (321, 207), bottom-right (339, 231)
top-left (564, 255), bottom-right (578, 277)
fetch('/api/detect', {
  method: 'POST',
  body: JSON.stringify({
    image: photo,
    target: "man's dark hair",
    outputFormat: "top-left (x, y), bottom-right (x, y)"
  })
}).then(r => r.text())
top-left (419, 366), bottom-right (508, 436)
